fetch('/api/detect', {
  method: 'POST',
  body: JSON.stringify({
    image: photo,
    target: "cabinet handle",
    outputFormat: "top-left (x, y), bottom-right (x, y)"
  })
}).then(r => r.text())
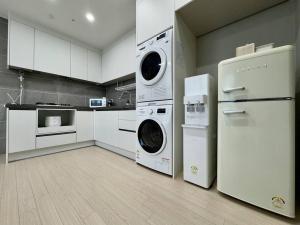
top-left (223, 110), bottom-right (246, 115)
top-left (223, 86), bottom-right (245, 93)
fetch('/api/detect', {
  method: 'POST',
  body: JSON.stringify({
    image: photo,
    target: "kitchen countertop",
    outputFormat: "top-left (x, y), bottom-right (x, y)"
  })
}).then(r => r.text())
top-left (5, 104), bottom-right (136, 111)
top-left (94, 105), bottom-right (136, 111)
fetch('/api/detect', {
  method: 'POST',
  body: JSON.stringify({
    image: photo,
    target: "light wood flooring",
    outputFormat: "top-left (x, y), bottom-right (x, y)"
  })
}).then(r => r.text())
top-left (0, 146), bottom-right (299, 225)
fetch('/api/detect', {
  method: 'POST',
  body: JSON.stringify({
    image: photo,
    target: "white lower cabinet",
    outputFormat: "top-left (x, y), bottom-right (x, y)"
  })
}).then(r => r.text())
top-left (117, 110), bottom-right (136, 153)
top-left (8, 110), bottom-right (36, 153)
top-left (7, 109), bottom-right (136, 160)
top-left (36, 133), bottom-right (76, 149)
top-left (95, 110), bottom-right (136, 153)
top-left (76, 111), bottom-right (94, 142)
top-left (95, 111), bottom-right (119, 146)
top-left (117, 130), bottom-right (136, 153)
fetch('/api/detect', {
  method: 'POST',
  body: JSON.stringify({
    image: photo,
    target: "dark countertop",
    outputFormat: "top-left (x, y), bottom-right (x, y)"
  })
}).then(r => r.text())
top-left (94, 105), bottom-right (136, 111)
top-left (5, 104), bottom-right (136, 111)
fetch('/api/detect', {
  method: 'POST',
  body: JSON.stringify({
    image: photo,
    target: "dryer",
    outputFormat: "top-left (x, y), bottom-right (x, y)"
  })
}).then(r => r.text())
top-left (136, 29), bottom-right (173, 103)
top-left (136, 101), bottom-right (173, 175)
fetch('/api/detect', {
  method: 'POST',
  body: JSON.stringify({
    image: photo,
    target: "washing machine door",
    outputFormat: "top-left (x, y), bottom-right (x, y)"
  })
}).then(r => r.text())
top-left (137, 119), bottom-right (166, 155)
top-left (139, 47), bottom-right (167, 86)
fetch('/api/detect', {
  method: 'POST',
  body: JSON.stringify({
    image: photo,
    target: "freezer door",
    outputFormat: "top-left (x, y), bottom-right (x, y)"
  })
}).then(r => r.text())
top-left (218, 46), bottom-right (295, 101)
top-left (217, 100), bottom-right (295, 218)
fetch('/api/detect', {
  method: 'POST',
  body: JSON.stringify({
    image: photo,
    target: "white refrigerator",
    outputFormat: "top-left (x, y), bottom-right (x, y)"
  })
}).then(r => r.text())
top-left (217, 45), bottom-right (295, 218)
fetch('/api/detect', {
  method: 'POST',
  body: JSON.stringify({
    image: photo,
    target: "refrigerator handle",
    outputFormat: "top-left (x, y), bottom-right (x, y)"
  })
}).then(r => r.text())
top-left (223, 110), bottom-right (246, 115)
top-left (223, 86), bottom-right (246, 93)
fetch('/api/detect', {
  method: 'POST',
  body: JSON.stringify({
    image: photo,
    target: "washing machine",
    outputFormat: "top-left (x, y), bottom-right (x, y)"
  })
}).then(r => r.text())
top-left (136, 100), bottom-right (173, 175)
top-left (136, 28), bottom-right (173, 103)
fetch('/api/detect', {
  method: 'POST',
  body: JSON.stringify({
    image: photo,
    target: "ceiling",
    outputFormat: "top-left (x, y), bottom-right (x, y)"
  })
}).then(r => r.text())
top-left (0, 0), bottom-right (136, 50)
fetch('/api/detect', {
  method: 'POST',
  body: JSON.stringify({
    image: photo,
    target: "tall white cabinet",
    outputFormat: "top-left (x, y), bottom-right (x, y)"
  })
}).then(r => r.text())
top-left (136, 0), bottom-right (174, 44)
top-left (8, 20), bottom-right (34, 70)
top-left (34, 30), bottom-right (71, 77)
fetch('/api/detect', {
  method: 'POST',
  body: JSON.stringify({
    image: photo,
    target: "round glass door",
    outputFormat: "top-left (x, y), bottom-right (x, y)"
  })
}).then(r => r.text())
top-left (139, 48), bottom-right (167, 86)
top-left (138, 119), bottom-right (166, 154)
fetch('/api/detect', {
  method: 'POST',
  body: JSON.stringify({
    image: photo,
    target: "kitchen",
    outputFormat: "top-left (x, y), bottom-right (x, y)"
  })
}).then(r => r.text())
top-left (0, 0), bottom-right (299, 224)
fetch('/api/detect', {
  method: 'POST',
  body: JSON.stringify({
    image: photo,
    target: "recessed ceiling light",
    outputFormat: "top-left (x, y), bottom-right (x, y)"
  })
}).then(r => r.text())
top-left (85, 12), bottom-right (95, 23)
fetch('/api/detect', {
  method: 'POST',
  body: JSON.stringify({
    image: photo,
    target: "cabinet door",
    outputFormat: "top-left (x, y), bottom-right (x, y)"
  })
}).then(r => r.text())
top-left (77, 111), bottom-right (94, 142)
top-left (8, 110), bottom-right (36, 153)
top-left (94, 111), bottom-right (118, 146)
top-left (34, 30), bottom-right (70, 77)
top-left (88, 50), bottom-right (101, 83)
top-left (136, 0), bottom-right (174, 44)
top-left (118, 131), bottom-right (136, 152)
top-left (8, 20), bottom-right (34, 70)
top-left (102, 30), bottom-right (136, 83)
top-left (71, 44), bottom-right (88, 80)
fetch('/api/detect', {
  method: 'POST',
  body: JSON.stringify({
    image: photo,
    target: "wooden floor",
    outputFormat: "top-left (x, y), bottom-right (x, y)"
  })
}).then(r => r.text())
top-left (0, 147), bottom-right (299, 225)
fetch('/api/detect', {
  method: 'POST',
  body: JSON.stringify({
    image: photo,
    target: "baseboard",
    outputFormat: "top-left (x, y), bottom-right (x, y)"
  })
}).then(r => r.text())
top-left (8, 141), bottom-right (95, 162)
top-left (95, 141), bottom-right (135, 160)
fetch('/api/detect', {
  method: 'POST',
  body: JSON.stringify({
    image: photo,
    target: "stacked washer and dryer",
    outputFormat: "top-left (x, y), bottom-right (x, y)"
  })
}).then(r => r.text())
top-left (136, 28), bottom-right (174, 176)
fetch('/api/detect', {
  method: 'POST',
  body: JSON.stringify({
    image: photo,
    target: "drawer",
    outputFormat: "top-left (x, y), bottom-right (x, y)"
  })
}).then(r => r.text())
top-left (118, 110), bottom-right (136, 121)
top-left (118, 130), bottom-right (136, 153)
top-left (218, 47), bottom-right (295, 101)
top-left (36, 133), bottom-right (76, 149)
top-left (119, 120), bottom-right (136, 132)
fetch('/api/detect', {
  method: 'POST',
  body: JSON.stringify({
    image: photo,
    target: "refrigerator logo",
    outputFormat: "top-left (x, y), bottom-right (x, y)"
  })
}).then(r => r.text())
top-left (272, 196), bottom-right (285, 209)
top-left (191, 165), bottom-right (198, 175)
top-left (236, 64), bottom-right (268, 73)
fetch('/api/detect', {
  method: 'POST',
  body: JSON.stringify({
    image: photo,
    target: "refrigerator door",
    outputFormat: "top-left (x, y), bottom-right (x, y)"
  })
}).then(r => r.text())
top-left (217, 100), bottom-right (295, 218)
top-left (218, 46), bottom-right (295, 101)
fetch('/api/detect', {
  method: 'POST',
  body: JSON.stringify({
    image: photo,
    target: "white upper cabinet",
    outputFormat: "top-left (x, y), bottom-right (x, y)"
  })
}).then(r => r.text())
top-left (175, 0), bottom-right (193, 11)
top-left (136, 0), bottom-right (174, 44)
top-left (71, 43), bottom-right (88, 80)
top-left (8, 20), bottom-right (34, 70)
top-left (87, 50), bottom-right (102, 83)
top-left (34, 30), bottom-right (70, 77)
top-left (102, 29), bottom-right (136, 83)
